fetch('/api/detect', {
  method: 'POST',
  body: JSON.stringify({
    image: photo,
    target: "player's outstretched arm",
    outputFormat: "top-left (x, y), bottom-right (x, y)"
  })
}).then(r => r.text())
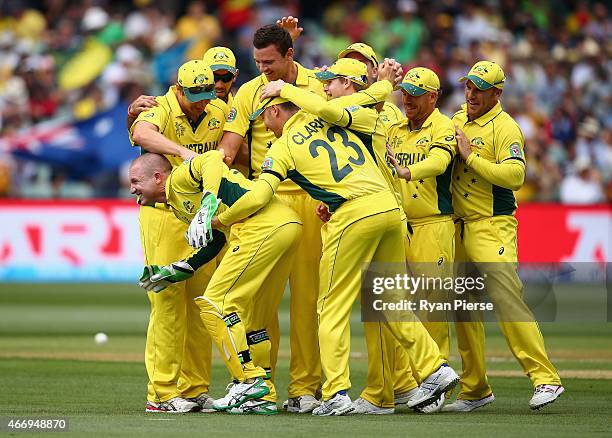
top-left (132, 121), bottom-right (197, 160)
top-left (217, 131), bottom-right (246, 165)
top-left (215, 173), bottom-right (279, 227)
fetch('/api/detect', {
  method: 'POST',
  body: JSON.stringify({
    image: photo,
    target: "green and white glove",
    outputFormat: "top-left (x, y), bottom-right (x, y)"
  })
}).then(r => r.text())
top-left (138, 261), bottom-right (195, 293)
top-left (186, 191), bottom-right (221, 248)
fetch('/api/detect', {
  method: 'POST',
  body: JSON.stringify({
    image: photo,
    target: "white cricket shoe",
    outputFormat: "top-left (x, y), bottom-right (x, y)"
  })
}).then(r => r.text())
top-left (442, 394), bottom-right (495, 412)
top-left (312, 393), bottom-right (352, 416)
top-left (186, 392), bottom-right (216, 413)
top-left (407, 365), bottom-right (459, 410)
top-left (343, 398), bottom-right (394, 415)
top-left (394, 387), bottom-right (419, 405)
top-left (212, 378), bottom-right (270, 411)
top-left (145, 397), bottom-right (199, 413)
top-left (228, 398), bottom-right (278, 415)
top-left (529, 385), bottom-right (565, 410)
top-left (415, 393), bottom-right (445, 413)
top-left (282, 395), bottom-right (321, 413)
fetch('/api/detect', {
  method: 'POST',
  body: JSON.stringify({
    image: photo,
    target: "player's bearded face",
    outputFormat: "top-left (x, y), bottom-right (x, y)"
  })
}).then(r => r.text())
top-left (465, 80), bottom-right (500, 120)
top-left (254, 45), bottom-right (292, 81)
top-left (402, 90), bottom-right (435, 122)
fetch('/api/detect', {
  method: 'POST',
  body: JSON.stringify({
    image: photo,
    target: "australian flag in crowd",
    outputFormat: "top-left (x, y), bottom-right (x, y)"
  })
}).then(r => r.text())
top-left (0, 102), bottom-right (138, 179)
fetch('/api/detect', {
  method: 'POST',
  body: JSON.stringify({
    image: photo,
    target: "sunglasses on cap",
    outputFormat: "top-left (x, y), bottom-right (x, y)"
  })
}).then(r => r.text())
top-left (214, 72), bottom-right (235, 83)
top-left (187, 84), bottom-right (215, 94)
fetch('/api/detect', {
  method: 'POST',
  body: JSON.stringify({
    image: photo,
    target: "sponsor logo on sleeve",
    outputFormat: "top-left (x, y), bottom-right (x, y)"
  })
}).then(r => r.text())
top-left (509, 143), bottom-right (523, 158)
top-left (227, 107), bottom-right (237, 122)
top-left (262, 157), bottom-right (274, 171)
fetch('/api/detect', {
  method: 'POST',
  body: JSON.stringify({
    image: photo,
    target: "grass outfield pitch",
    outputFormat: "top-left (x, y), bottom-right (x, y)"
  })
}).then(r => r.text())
top-left (1, 283), bottom-right (610, 437)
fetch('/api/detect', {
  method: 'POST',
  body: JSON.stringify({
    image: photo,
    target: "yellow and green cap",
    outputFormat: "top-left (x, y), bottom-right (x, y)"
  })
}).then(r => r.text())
top-left (460, 60), bottom-right (505, 90)
top-left (203, 46), bottom-right (237, 74)
top-left (249, 96), bottom-right (290, 121)
top-left (177, 60), bottom-right (216, 102)
top-left (398, 67), bottom-right (440, 96)
top-left (338, 42), bottom-right (379, 67)
top-left (315, 58), bottom-right (369, 87)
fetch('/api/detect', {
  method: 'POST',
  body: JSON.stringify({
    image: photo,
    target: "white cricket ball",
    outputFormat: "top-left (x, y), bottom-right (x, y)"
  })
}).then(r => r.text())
top-left (94, 332), bottom-right (108, 345)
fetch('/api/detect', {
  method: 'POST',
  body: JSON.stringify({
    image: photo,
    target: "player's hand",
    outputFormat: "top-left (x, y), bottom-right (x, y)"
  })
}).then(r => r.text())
top-left (261, 80), bottom-right (286, 100)
top-left (128, 95), bottom-right (158, 117)
top-left (139, 262), bottom-right (195, 292)
top-left (315, 202), bottom-right (332, 222)
top-left (180, 148), bottom-right (198, 161)
top-left (455, 127), bottom-right (473, 161)
top-left (378, 59), bottom-right (403, 87)
top-left (187, 192), bottom-right (221, 247)
top-left (386, 143), bottom-right (411, 180)
top-left (277, 16), bottom-right (303, 41)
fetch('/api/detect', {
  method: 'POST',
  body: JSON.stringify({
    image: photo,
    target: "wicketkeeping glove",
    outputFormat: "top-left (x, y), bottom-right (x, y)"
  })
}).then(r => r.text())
top-left (138, 261), bottom-right (195, 293)
top-left (186, 191), bottom-right (221, 248)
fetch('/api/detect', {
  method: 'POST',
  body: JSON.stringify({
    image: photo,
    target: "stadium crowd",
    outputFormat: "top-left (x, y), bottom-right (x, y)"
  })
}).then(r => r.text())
top-left (0, 0), bottom-right (610, 203)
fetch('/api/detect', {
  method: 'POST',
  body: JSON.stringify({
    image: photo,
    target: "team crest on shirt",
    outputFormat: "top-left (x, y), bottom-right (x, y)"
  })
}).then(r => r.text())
top-left (183, 200), bottom-right (194, 213)
top-left (227, 107), bottom-right (237, 122)
top-left (509, 143), bottom-right (523, 158)
top-left (208, 117), bottom-right (221, 129)
top-left (472, 137), bottom-right (485, 146)
top-left (416, 136), bottom-right (430, 146)
top-left (175, 122), bottom-right (185, 138)
top-left (262, 157), bottom-right (274, 170)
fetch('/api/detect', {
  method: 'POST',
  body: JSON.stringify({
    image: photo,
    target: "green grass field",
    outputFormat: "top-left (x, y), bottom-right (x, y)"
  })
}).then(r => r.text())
top-left (0, 283), bottom-right (610, 437)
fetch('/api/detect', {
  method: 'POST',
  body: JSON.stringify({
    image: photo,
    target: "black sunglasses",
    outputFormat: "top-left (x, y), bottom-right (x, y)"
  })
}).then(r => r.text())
top-left (187, 84), bottom-right (215, 93)
top-left (214, 72), bottom-right (235, 83)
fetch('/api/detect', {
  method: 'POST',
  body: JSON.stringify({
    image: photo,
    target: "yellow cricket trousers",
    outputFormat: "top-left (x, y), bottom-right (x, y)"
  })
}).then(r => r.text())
top-left (455, 215), bottom-right (561, 399)
top-left (196, 200), bottom-right (302, 396)
top-left (318, 191), bottom-right (445, 400)
top-left (361, 217), bottom-right (454, 407)
top-left (139, 205), bottom-right (215, 403)
top-left (276, 192), bottom-right (323, 399)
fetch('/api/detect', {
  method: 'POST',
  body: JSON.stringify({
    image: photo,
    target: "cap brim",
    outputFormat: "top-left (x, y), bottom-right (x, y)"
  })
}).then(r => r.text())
top-left (338, 48), bottom-right (378, 67)
top-left (315, 70), bottom-right (339, 81)
top-left (184, 89), bottom-right (217, 102)
top-left (460, 74), bottom-right (494, 90)
top-left (249, 106), bottom-right (266, 121)
top-left (398, 83), bottom-right (428, 96)
top-left (209, 64), bottom-right (237, 74)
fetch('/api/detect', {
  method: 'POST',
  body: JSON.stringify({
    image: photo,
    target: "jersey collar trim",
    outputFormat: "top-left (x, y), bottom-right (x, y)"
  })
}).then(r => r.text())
top-left (463, 101), bottom-right (503, 127)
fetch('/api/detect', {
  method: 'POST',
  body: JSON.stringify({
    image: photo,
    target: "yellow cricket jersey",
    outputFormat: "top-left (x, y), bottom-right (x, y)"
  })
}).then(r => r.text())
top-left (261, 109), bottom-right (390, 212)
top-left (380, 101), bottom-right (404, 131)
top-left (387, 108), bottom-right (455, 224)
top-left (223, 62), bottom-right (326, 191)
top-left (165, 151), bottom-right (257, 224)
top-left (452, 102), bottom-right (526, 221)
top-left (129, 86), bottom-right (228, 167)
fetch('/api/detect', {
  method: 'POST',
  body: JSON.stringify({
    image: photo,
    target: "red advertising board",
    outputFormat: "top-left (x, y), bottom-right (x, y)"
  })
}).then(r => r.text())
top-left (0, 200), bottom-right (609, 281)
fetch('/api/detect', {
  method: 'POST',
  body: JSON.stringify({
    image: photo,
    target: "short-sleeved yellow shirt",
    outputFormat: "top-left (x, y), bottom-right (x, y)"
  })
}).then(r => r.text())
top-left (224, 62), bottom-right (326, 192)
top-left (261, 109), bottom-right (390, 212)
top-left (452, 102), bottom-right (525, 221)
top-left (129, 86), bottom-right (228, 167)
